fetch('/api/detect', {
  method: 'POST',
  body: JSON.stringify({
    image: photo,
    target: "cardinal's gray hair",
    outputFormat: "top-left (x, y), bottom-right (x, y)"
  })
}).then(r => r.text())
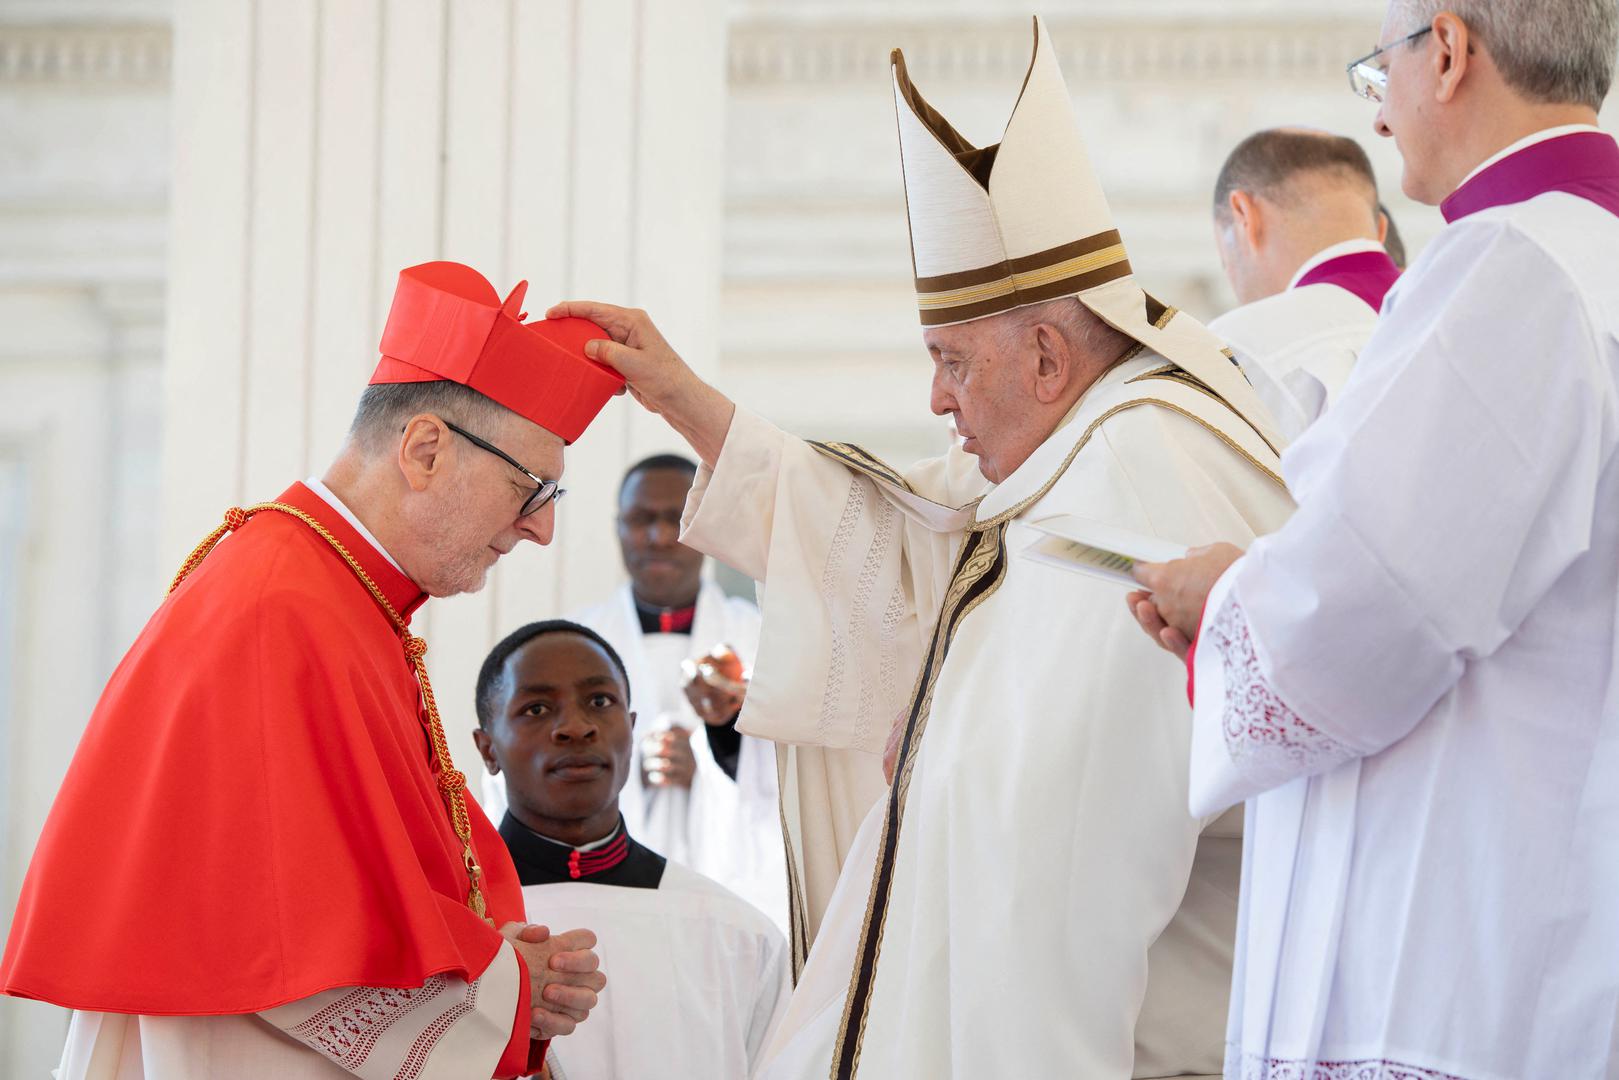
top-left (347, 380), bottom-right (509, 453)
top-left (994, 297), bottom-right (1136, 368)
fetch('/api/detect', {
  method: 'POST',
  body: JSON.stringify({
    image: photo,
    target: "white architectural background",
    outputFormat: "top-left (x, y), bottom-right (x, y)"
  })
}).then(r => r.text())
top-left (1, 0), bottom-right (1612, 1074)
top-left (720, 0), bottom-right (1450, 463)
top-left (1, 2), bottom-right (171, 1071)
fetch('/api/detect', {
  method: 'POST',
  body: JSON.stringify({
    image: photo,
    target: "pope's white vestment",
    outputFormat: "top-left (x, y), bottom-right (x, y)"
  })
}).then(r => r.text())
top-left (680, 347), bottom-right (1295, 1079)
top-left (519, 863), bottom-right (790, 1080)
top-left (481, 581), bottom-right (788, 933)
top-left (1188, 127), bottom-right (1619, 1079)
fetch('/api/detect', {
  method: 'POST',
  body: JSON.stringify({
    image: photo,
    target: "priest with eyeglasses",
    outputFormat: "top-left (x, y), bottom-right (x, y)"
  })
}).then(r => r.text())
top-left (1131, 1), bottom-right (1619, 1076)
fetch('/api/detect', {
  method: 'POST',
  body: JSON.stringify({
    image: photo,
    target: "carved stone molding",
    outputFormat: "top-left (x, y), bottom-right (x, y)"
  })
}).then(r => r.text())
top-left (0, 23), bottom-right (170, 86)
top-left (728, 18), bottom-right (1376, 86)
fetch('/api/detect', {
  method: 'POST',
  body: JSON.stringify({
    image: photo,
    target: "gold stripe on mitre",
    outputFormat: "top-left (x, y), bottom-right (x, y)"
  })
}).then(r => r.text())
top-left (913, 230), bottom-right (1134, 327)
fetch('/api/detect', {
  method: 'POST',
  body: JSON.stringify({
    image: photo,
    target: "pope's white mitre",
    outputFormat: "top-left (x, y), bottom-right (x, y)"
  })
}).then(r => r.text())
top-left (892, 16), bottom-right (1284, 453)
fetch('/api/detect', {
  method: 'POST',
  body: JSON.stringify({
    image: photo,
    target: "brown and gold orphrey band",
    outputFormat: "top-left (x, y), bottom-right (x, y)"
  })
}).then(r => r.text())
top-left (170, 504), bottom-right (488, 918)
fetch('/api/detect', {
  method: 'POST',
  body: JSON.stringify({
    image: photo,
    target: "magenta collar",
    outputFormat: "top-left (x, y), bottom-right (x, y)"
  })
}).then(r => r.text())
top-left (1442, 131), bottom-right (1619, 224)
top-left (1293, 249), bottom-right (1402, 313)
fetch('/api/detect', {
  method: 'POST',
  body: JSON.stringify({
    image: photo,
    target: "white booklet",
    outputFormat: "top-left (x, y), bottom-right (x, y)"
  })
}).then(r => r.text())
top-left (1021, 514), bottom-right (1189, 587)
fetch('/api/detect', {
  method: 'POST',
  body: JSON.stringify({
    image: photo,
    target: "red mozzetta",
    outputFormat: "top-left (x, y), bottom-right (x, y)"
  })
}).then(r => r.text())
top-left (0, 483), bottom-right (540, 1073)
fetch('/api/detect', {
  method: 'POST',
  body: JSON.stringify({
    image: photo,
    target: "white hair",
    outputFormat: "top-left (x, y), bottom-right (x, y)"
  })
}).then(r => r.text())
top-left (992, 296), bottom-right (1134, 365)
top-left (1396, 0), bottom-right (1618, 109)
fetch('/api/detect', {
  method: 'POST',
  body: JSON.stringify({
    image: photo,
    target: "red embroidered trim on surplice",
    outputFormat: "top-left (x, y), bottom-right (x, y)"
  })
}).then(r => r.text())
top-left (290, 979), bottom-right (449, 1071)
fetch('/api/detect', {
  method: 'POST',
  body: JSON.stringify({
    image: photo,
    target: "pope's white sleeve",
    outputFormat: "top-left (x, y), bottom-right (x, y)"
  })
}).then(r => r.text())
top-left (682, 406), bottom-right (924, 754)
top-left (257, 942), bottom-right (522, 1080)
top-left (681, 406), bottom-right (794, 582)
top-left (1190, 218), bottom-right (1610, 813)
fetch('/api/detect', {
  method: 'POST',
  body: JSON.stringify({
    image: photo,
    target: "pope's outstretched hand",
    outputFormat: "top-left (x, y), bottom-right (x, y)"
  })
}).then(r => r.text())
top-left (546, 301), bottom-right (737, 467)
top-left (500, 922), bottom-right (607, 1039)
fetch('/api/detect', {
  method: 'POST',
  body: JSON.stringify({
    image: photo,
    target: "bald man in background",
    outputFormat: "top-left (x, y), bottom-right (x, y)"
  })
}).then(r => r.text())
top-left (1210, 128), bottom-right (1403, 441)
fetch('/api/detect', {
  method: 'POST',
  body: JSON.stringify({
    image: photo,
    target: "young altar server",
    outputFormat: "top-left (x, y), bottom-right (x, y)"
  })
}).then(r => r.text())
top-left (1131, 1), bottom-right (1619, 1076)
top-left (481, 456), bottom-right (787, 932)
top-left (474, 620), bottom-right (789, 1080)
top-left (552, 17), bottom-right (1296, 1079)
top-left (0, 262), bottom-right (619, 1078)
top-left (1209, 128), bottom-right (1403, 440)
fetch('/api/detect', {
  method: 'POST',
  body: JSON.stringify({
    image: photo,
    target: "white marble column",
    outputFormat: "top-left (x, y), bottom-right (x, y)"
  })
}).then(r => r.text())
top-left (0, 14), bottom-right (170, 1075)
top-left (163, 0), bottom-right (727, 773)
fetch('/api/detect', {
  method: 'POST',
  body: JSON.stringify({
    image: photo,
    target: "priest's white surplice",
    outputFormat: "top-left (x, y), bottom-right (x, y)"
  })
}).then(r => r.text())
top-left (1208, 240), bottom-right (1385, 443)
top-left (1189, 186), bottom-right (1619, 1077)
top-left (520, 863), bottom-right (790, 1080)
top-left (681, 349), bottom-right (1295, 1079)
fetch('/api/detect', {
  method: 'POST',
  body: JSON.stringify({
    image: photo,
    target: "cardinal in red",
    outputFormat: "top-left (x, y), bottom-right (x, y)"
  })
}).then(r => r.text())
top-left (0, 261), bottom-right (624, 1079)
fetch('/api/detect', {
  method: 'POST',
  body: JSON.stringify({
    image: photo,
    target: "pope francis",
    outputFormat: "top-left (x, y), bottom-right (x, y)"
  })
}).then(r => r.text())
top-left (552, 18), bottom-right (1293, 1079)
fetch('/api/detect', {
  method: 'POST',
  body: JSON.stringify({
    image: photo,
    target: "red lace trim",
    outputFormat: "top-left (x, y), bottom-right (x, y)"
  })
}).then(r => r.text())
top-left (290, 979), bottom-right (446, 1069)
top-left (1207, 596), bottom-right (1351, 773)
top-left (398, 978), bottom-right (481, 1080)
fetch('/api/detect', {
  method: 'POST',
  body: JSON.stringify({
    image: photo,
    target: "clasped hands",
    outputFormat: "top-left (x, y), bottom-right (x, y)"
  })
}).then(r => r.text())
top-left (498, 922), bottom-right (607, 1040)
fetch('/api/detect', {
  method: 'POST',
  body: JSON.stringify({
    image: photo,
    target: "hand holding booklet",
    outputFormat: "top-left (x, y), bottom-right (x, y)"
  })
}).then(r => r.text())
top-left (1022, 514), bottom-right (1189, 587)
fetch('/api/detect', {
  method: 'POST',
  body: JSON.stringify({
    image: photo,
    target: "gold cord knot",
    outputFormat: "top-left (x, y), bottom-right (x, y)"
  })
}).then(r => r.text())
top-left (223, 507), bottom-right (248, 531)
top-left (404, 636), bottom-right (428, 662)
top-left (439, 769), bottom-right (466, 795)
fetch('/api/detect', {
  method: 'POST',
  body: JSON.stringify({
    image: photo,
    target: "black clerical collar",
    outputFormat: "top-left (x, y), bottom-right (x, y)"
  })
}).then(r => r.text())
top-left (634, 594), bottom-right (697, 635)
top-left (499, 813), bottom-right (665, 889)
